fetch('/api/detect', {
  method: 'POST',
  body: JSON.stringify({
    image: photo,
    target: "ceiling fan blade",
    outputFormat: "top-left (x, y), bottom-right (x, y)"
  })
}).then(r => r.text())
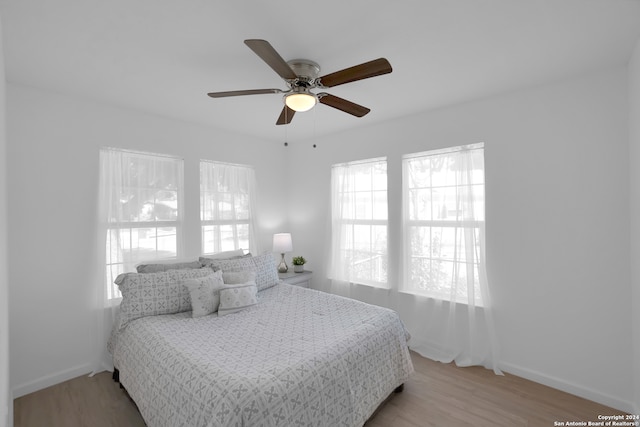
top-left (276, 105), bottom-right (296, 125)
top-left (319, 58), bottom-right (392, 88)
top-left (207, 89), bottom-right (283, 98)
top-left (244, 39), bottom-right (297, 81)
top-left (318, 93), bottom-right (370, 117)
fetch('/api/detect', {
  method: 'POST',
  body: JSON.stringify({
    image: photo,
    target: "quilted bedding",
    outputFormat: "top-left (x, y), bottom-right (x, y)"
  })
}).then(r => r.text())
top-left (110, 283), bottom-right (414, 427)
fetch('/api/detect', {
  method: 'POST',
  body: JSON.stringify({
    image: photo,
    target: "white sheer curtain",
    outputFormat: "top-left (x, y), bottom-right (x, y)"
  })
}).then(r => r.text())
top-left (326, 147), bottom-right (500, 373)
top-left (200, 160), bottom-right (259, 255)
top-left (328, 158), bottom-right (388, 295)
top-left (93, 147), bottom-right (184, 373)
top-left (401, 143), bottom-right (501, 374)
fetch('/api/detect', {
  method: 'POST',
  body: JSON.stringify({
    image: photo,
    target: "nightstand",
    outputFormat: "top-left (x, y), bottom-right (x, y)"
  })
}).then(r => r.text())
top-left (278, 270), bottom-right (313, 288)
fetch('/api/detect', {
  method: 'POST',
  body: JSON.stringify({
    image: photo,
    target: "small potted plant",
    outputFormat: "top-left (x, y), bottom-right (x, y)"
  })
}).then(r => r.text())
top-left (292, 256), bottom-right (306, 273)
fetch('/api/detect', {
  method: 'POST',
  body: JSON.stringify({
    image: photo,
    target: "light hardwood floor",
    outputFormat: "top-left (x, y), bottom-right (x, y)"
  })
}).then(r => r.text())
top-left (14, 351), bottom-right (627, 427)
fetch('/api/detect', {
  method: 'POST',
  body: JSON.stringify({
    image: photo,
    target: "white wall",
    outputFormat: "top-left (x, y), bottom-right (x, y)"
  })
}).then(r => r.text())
top-left (5, 61), bottom-right (636, 414)
top-left (629, 38), bottom-right (640, 414)
top-left (6, 83), bottom-right (288, 397)
top-left (287, 68), bottom-right (634, 411)
top-left (0, 13), bottom-right (11, 427)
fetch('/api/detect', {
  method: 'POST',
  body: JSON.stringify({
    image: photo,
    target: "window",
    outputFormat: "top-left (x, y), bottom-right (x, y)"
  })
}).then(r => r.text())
top-left (200, 160), bottom-right (256, 255)
top-left (402, 143), bottom-right (485, 304)
top-left (100, 148), bottom-right (184, 299)
top-left (330, 157), bottom-right (388, 287)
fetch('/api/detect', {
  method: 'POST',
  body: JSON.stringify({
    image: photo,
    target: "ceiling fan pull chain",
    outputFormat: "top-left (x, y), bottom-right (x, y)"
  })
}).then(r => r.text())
top-left (284, 108), bottom-right (289, 147)
top-left (313, 107), bottom-right (317, 149)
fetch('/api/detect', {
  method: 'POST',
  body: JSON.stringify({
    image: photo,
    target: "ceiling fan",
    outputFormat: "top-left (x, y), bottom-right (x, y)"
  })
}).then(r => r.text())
top-left (207, 39), bottom-right (392, 125)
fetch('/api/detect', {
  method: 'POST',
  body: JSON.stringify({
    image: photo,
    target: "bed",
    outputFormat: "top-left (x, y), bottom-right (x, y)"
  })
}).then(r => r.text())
top-left (108, 254), bottom-right (414, 427)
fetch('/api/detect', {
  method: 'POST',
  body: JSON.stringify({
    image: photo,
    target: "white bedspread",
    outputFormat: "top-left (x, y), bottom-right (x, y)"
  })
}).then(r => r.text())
top-left (111, 283), bottom-right (414, 427)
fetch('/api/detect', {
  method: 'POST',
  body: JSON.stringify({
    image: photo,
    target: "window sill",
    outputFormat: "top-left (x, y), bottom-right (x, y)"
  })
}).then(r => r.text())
top-left (398, 289), bottom-right (484, 308)
top-left (329, 277), bottom-right (390, 290)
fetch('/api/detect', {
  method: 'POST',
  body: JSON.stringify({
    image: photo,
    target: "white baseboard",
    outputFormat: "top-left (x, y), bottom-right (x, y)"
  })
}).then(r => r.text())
top-left (1, 400), bottom-right (10, 427)
top-left (11, 363), bottom-right (93, 399)
top-left (500, 361), bottom-right (636, 413)
top-left (7, 389), bottom-right (12, 427)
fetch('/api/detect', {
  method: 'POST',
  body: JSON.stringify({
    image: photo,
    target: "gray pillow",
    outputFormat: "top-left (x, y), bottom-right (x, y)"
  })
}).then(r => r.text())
top-left (136, 260), bottom-right (203, 274)
top-left (203, 253), bottom-right (278, 292)
top-left (198, 249), bottom-right (245, 262)
top-left (199, 253), bottom-right (251, 267)
top-left (115, 268), bottom-right (214, 329)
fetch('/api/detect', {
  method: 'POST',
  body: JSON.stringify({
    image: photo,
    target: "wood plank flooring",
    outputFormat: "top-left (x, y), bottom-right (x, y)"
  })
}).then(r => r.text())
top-left (14, 351), bottom-right (627, 427)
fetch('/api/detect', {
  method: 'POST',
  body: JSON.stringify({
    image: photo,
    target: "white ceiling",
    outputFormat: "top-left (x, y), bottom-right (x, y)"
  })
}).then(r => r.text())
top-left (1, 0), bottom-right (640, 142)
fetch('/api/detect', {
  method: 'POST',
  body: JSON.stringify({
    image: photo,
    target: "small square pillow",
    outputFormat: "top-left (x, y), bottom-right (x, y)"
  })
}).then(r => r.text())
top-left (184, 270), bottom-right (225, 318)
top-left (218, 283), bottom-right (258, 316)
top-left (222, 270), bottom-right (256, 285)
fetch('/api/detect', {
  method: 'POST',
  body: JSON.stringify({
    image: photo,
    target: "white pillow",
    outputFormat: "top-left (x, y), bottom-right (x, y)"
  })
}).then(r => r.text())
top-left (218, 283), bottom-right (258, 316)
top-left (222, 270), bottom-right (256, 285)
top-left (184, 270), bottom-right (225, 318)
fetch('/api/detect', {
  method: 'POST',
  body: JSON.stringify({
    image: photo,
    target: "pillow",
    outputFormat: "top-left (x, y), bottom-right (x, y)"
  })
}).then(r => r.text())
top-left (199, 253), bottom-right (251, 268)
top-left (115, 268), bottom-right (214, 329)
top-left (222, 270), bottom-right (256, 285)
top-left (184, 270), bottom-right (225, 318)
top-left (250, 253), bottom-right (279, 290)
top-left (136, 259), bottom-right (202, 274)
top-left (218, 283), bottom-right (258, 316)
top-left (199, 249), bottom-right (245, 262)
top-left (203, 253), bottom-right (279, 291)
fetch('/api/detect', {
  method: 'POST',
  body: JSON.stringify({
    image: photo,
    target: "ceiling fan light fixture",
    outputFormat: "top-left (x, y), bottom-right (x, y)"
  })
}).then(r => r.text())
top-left (284, 90), bottom-right (317, 112)
top-left (208, 40), bottom-right (392, 125)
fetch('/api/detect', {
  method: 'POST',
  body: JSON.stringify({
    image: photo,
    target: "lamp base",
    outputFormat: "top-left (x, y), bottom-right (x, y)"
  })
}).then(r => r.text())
top-left (277, 253), bottom-right (288, 273)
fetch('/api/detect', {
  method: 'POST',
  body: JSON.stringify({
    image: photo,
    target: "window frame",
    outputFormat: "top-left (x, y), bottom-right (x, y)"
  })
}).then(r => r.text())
top-left (102, 148), bottom-right (184, 300)
top-left (401, 143), bottom-right (486, 305)
top-left (330, 157), bottom-right (389, 288)
top-left (199, 160), bottom-right (256, 256)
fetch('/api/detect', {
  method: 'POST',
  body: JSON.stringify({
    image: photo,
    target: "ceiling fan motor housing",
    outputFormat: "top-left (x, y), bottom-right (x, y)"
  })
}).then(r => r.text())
top-left (287, 59), bottom-right (321, 88)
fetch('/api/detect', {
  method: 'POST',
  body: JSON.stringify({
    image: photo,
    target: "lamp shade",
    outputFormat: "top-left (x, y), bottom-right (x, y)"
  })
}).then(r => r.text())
top-left (285, 92), bottom-right (317, 112)
top-left (273, 233), bottom-right (293, 253)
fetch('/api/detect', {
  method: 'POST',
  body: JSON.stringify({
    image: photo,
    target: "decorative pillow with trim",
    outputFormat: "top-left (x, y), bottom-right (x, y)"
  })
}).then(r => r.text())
top-left (115, 268), bottom-right (214, 329)
top-left (184, 270), bottom-right (225, 318)
top-left (218, 283), bottom-right (258, 316)
top-left (222, 270), bottom-right (256, 285)
top-left (203, 253), bottom-right (278, 291)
